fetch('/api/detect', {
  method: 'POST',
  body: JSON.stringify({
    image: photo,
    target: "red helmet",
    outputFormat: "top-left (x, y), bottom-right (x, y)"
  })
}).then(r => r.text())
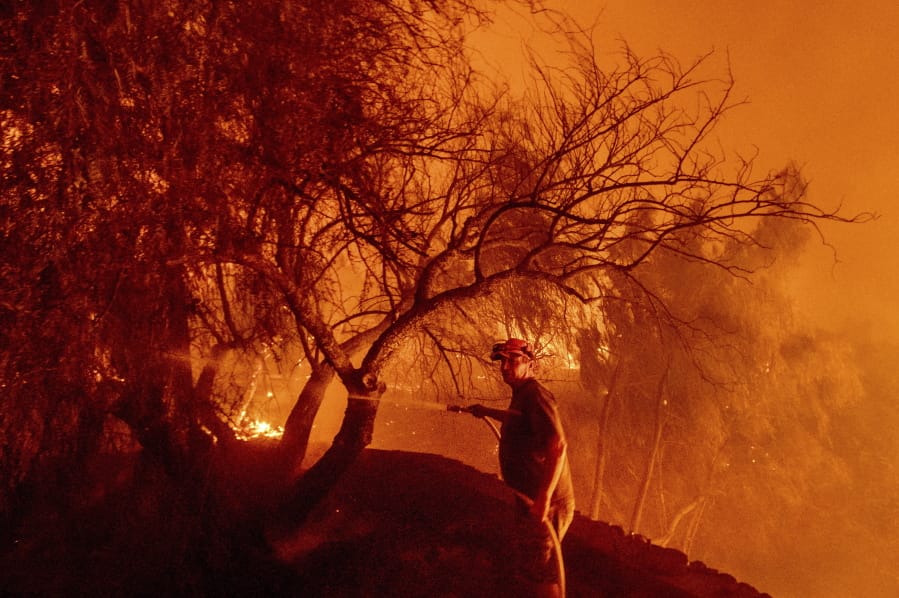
top-left (491, 338), bottom-right (535, 361)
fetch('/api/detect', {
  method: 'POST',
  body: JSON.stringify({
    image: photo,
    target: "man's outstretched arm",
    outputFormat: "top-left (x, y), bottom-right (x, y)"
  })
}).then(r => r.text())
top-left (464, 403), bottom-right (520, 424)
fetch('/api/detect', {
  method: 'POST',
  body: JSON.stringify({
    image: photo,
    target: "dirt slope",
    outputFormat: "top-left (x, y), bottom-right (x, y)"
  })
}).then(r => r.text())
top-left (272, 449), bottom-right (771, 598)
top-left (1, 447), bottom-right (771, 596)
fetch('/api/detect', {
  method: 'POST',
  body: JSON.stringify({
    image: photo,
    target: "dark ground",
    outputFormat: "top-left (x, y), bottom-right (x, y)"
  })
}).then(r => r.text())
top-left (1, 448), bottom-right (771, 597)
top-left (275, 449), bottom-right (771, 598)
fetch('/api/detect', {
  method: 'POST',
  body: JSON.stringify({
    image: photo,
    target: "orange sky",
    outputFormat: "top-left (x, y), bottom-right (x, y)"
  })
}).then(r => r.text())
top-left (595, 1), bottom-right (899, 336)
top-left (479, 1), bottom-right (899, 336)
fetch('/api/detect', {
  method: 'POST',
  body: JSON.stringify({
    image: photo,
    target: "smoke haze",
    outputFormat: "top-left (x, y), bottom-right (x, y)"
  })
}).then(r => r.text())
top-left (459, 3), bottom-right (899, 596)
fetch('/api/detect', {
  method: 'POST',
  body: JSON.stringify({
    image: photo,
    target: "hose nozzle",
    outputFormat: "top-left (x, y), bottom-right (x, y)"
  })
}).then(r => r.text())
top-left (447, 404), bottom-right (467, 413)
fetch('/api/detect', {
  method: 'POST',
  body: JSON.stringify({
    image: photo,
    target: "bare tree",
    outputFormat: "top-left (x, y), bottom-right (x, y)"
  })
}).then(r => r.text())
top-left (1, 0), bottom-right (868, 549)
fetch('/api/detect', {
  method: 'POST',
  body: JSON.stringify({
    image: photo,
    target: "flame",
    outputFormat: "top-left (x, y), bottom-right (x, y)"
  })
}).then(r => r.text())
top-left (235, 419), bottom-right (284, 441)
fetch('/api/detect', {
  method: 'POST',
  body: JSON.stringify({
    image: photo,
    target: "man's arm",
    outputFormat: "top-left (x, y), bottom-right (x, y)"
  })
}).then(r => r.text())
top-left (465, 404), bottom-right (520, 423)
top-left (529, 433), bottom-right (567, 522)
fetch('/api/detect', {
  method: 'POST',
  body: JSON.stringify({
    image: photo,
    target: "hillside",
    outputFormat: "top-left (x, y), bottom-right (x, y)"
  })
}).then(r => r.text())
top-left (1, 447), bottom-right (771, 597)
top-left (274, 449), bottom-right (771, 597)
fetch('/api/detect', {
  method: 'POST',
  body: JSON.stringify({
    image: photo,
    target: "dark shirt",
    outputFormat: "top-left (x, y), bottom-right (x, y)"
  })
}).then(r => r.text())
top-left (499, 378), bottom-right (575, 508)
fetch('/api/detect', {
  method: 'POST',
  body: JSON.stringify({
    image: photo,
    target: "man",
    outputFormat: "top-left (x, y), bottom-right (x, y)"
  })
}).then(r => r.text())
top-left (466, 338), bottom-right (575, 596)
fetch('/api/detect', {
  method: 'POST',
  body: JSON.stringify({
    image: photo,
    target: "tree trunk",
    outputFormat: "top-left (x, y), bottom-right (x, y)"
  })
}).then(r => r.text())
top-left (630, 368), bottom-right (668, 534)
top-left (684, 496), bottom-right (709, 554)
top-left (280, 362), bottom-right (336, 478)
top-left (284, 390), bottom-right (382, 523)
top-left (112, 259), bottom-right (210, 481)
top-left (656, 497), bottom-right (703, 547)
top-left (589, 362), bottom-right (621, 520)
top-left (194, 344), bottom-right (239, 444)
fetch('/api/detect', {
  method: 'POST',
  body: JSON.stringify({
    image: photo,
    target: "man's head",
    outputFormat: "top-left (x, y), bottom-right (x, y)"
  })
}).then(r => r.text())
top-left (491, 338), bottom-right (535, 361)
top-left (491, 338), bottom-right (536, 387)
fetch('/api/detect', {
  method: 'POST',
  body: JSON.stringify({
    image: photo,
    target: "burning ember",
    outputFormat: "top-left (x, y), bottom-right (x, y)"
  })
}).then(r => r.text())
top-left (234, 419), bottom-right (284, 441)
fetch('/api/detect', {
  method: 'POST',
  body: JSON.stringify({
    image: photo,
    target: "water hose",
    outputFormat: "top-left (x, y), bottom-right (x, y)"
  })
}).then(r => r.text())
top-left (447, 405), bottom-right (567, 597)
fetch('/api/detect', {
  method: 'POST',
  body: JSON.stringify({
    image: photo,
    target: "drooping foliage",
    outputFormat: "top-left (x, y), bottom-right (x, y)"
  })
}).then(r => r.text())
top-left (1, 0), bottom-right (488, 506)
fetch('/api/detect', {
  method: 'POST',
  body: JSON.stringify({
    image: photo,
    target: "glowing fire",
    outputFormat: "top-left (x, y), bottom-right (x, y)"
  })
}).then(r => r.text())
top-left (235, 419), bottom-right (284, 441)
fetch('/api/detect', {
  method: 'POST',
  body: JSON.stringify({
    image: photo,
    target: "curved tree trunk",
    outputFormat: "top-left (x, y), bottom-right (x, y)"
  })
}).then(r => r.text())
top-left (684, 496), bottom-right (710, 554)
top-left (279, 362), bottom-right (336, 478)
top-left (284, 388), bottom-right (382, 523)
top-left (656, 497), bottom-right (703, 547)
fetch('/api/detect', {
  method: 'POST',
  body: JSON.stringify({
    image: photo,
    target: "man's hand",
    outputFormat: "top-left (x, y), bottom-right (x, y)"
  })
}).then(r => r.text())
top-left (466, 404), bottom-right (489, 418)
